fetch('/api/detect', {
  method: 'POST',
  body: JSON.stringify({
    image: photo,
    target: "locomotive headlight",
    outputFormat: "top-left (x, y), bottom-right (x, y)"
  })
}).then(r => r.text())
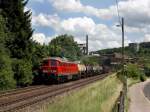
top-left (43, 70), bottom-right (48, 73)
top-left (51, 70), bottom-right (56, 72)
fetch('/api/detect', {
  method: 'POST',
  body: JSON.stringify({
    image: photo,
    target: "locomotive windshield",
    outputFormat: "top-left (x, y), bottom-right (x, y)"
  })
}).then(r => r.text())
top-left (50, 60), bottom-right (57, 66)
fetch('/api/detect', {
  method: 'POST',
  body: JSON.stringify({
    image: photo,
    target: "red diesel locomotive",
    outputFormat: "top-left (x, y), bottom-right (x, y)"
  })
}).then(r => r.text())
top-left (40, 57), bottom-right (79, 82)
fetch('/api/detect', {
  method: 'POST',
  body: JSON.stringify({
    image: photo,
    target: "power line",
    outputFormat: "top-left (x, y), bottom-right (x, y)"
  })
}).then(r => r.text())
top-left (115, 0), bottom-right (121, 24)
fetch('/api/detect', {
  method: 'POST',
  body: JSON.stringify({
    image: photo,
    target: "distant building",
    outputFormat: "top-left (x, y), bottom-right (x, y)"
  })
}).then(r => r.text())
top-left (78, 43), bottom-right (86, 55)
top-left (89, 51), bottom-right (100, 56)
top-left (129, 43), bottom-right (139, 52)
top-left (102, 53), bottom-right (129, 64)
top-left (140, 42), bottom-right (150, 48)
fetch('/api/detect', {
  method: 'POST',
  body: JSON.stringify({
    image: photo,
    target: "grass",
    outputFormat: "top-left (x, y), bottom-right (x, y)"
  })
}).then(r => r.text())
top-left (45, 74), bottom-right (123, 112)
top-left (127, 78), bottom-right (140, 87)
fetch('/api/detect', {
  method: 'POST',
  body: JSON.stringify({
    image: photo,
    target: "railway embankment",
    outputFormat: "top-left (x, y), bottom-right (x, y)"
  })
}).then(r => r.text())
top-left (43, 73), bottom-right (123, 112)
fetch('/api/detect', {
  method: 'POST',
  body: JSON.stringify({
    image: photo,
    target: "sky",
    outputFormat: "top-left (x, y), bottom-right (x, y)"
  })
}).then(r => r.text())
top-left (26, 0), bottom-right (150, 51)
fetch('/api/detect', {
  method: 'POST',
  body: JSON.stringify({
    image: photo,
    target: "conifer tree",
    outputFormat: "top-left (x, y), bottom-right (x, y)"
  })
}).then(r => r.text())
top-left (1, 0), bottom-right (34, 87)
top-left (2, 0), bottom-right (33, 59)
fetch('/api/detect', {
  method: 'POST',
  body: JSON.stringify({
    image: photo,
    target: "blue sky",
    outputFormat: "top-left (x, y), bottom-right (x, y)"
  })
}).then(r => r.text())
top-left (27, 0), bottom-right (150, 50)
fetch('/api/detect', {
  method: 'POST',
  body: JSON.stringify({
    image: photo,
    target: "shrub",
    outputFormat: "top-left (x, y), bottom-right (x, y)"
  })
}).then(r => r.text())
top-left (144, 64), bottom-right (150, 77)
top-left (12, 59), bottom-right (33, 87)
top-left (125, 64), bottom-right (140, 79)
top-left (140, 74), bottom-right (146, 82)
top-left (0, 48), bottom-right (16, 90)
top-left (117, 64), bottom-right (146, 82)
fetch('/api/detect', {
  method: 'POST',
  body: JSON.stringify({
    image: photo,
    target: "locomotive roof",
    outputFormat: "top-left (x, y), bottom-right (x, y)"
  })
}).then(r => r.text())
top-left (43, 57), bottom-right (77, 64)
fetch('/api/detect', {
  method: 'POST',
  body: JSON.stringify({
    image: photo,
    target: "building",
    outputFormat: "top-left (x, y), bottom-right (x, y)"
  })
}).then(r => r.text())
top-left (129, 43), bottom-right (140, 52)
top-left (140, 42), bottom-right (150, 48)
top-left (78, 43), bottom-right (87, 55)
top-left (89, 51), bottom-right (100, 56)
top-left (102, 53), bottom-right (129, 64)
top-left (77, 35), bottom-right (89, 55)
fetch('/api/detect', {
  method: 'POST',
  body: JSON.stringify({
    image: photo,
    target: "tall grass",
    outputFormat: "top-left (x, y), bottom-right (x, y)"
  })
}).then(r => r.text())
top-left (46, 74), bottom-right (122, 112)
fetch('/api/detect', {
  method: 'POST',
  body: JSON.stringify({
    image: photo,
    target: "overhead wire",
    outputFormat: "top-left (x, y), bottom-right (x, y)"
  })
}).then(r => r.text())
top-left (115, 0), bottom-right (122, 25)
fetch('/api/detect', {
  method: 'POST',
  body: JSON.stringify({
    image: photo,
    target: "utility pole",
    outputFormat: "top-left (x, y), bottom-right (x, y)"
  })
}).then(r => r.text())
top-left (86, 35), bottom-right (88, 55)
top-left (121, 17), bottom-right (124, 76)
top-left (121, 17), bottom-right (127, 95)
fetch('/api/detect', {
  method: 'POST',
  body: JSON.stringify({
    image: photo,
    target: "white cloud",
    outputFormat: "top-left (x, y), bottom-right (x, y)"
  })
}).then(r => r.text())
top-left (32, 13), bottom-right (60, 28)
top-left (31, 0), bottom-right (150, 50)
top-left (49, 0), bottom-right (150, 28)
top-left (144, 34), bottom-right (150, 42)
top-left (117, 0), bottom-right (150, 27)
top-left (32, 33), bottom-right (54, 45)
top-left (49, 0), bottom-right (114, 19)
top-left (32, 13), bottom-right (131, 50)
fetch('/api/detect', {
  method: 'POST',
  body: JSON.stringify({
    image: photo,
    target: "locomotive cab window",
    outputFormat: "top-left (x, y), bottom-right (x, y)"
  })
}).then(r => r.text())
top-left (50, 60), bottom-right (57, 66)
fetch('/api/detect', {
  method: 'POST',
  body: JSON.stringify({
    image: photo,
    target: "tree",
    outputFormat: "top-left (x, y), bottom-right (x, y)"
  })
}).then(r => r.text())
top-left (144, 64), bottom-right (150, 77)
top-left (0, 15), bottom-right (16, 90)
top-left (1, 0), bottom-right (34, 87)
top-left (124, 64), bottom-right (142, 79)
top-left (2, 0), bottom-right (33, 59)
top-left (12, 59), bottom-right (33, 87)
top-left (81, 56), bottom-right (101, 65)
top-left (49, 34), bottom-right (82, 60)
top-left (0, 48), bottom-right (16, 90)
top-left (31, 42), bottom-right (49, 69)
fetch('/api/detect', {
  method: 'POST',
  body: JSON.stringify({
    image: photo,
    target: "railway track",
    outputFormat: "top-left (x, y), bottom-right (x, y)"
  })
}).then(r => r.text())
top-left (0, 85), bottom-right (47, 98)
top-left (0, 73), bottom-right (109, 112)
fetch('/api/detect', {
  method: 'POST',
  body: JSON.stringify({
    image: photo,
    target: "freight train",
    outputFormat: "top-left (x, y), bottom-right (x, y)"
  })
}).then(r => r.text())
top-left (35, 57), bottom-right (108, 84)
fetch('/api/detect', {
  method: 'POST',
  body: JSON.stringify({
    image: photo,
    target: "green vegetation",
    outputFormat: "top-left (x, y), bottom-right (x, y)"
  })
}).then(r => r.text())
top-left (125, 64), bottom-right (141, 79)
top-left (144, 64), bottom-right (150, 77)
top-left (117, 64), bottom-right (146, 83)
top-left (0, 15), bottom-right (16, 90)
top-left (12, 59), bottom-right (33, 87)
top-left (81, 55), bottom-right (102, 65)
top-left (46, 74), bottom-right (122, 112)
top-left (48, 34), bottom-right (82, 60)
top-left (0, 48), bottom-right (16, 90)
top-left (2, 0), bottom-right (33, 59)
top-left (0, 0), bottom-right (34, 89)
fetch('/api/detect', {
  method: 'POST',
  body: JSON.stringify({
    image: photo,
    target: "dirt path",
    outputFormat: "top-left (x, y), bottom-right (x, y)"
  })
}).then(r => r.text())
top-left (128, 80), bottom-right (150, 112)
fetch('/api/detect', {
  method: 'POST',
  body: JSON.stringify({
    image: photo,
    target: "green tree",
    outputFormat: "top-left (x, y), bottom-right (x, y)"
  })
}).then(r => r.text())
top-left (31, 42), bottom-right (49, 69)
top-left (0, 49), bottom-right (16, 90)
top-left (12, 59), bottom-right (33, 87)
top-left (144, 64), bottom-right (150, 77)
top-left (1, 0), bottom-right (34, 87)
top-left (0, 15), bottom-right (16, 90)
top-left (49, 34), bottom-right (82, 60)
top-left (2, 0), bottom-right (33, 59)
top-left (81, 56), bottom-right (101, 65)
top-left (125, 64), bottom-right (142, 79)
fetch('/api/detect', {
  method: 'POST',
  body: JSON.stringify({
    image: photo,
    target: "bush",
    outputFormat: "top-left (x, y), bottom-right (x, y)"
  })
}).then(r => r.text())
top-left (140, 74), bottom-right (146, 82)
top-left (125, 64), bottom-right (140, 79)
top-left (0, 48), bottom-right (16, 90)
top-left (117, 64), bottom-right (146, 82)
top-left (144, 64), bottom-right (150, 77)
top-left (12, 59), bottom-right (33, 87)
